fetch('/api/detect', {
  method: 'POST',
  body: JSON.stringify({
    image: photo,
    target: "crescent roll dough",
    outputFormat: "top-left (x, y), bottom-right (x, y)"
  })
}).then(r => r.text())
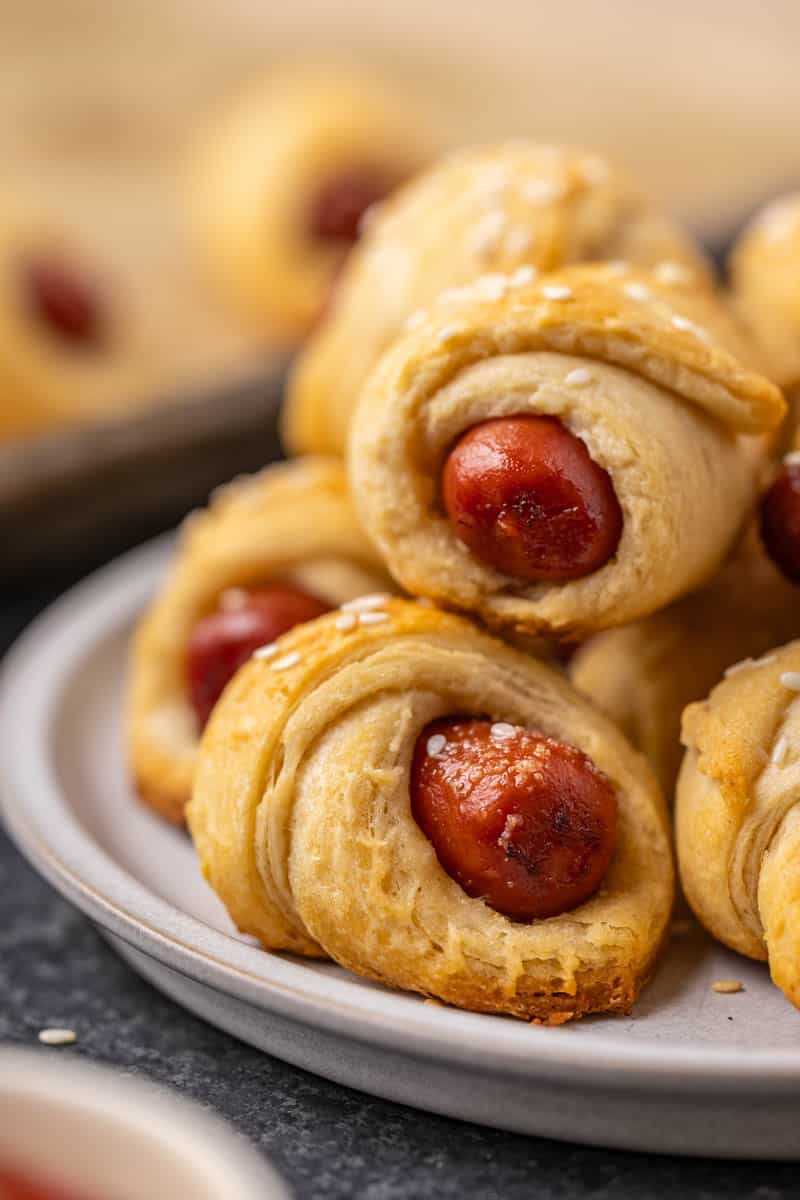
top-left (349, 262), bottom-right (783, 639)
top-left (678, 640), bottom-right (800, 1010)
top-left (188, 599), bottom-right (673, 1022)
top-left (127, 458), bottom-right (391, 824)
top-left (730, 194), bottom-right (800, 393)
top-left (187, 67), bottom-right (433, 346)
top-left (285, 141), bottom-right (711, 456)
top-left (570, 531), bottom-right (800, 797)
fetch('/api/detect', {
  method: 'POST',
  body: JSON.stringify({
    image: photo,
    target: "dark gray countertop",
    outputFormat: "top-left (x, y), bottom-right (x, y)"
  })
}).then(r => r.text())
top-left (1, 587), bottom-right (798, 1200)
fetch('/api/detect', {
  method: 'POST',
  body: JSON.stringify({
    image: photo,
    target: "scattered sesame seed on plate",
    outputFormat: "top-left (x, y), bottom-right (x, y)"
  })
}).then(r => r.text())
top-left (711, 979), bottom-right (743, 995)
top-left (541, 284), bottom-right (573, 301)
top-left (780, 671), bottom-right (800, 691)
top-left (270, 652), bottom-right (301, 671)
top-left (427, 734), bottom-right (447, 756)
top-left (358, 611), bottom-right (390, 626)
top-left (252, 643), bottom-right (278, 660)
top-left (335, 612), bottom-right (357, 632)
top-left (491, 722), bottom-right (517, 739)
top-left (342, 593), bottom-right (392, 612)
top-left (565, 367), bottom-right (593, 386)
top-left (38, 1028), bottom-right (76, 1046)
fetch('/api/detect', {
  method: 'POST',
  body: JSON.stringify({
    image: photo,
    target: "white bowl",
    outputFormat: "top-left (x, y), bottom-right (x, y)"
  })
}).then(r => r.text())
top-left (0, 1048), bottom-right (288, 1200)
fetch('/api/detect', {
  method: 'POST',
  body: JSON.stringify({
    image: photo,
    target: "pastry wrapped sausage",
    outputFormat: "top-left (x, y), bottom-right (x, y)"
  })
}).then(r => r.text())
top-left (677, 640), bottom-right (800, 1010)
top-left (188, 599), bottom-right (673, 1023)
top-left (0, 200), bottom-right (157, 440)
top-left (285, 141), bottom-right (711, 456)
top-left (349, 262), bottom-right (784, 639)
top-left (187, 67), bottom-right (432, 346)
top-left (127, 458), bottom-right (391, 824)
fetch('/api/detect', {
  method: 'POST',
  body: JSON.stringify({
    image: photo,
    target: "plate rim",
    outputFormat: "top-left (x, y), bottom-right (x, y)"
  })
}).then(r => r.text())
top-left (2, 536), bottom-right (800, 1092)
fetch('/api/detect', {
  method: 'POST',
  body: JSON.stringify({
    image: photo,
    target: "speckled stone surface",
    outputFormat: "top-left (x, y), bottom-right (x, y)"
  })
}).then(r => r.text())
top-left (1, 587), bottom-right (798, 1200)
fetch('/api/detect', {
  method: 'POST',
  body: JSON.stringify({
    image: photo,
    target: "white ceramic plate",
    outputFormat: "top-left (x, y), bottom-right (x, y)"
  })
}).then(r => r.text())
top-left (2, 538), bottom-right (799, 1160)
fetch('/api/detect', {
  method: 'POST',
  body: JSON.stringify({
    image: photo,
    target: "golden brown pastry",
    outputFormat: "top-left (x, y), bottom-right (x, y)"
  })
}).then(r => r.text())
top-left (348, 261), bottom-right (783, 641)
top-left (677, 639), bottom-right (800, 1010)
top-left (188, 598), bottom-right (674, 1023)
top-left (570, 530), bottom-right (800, 797)
top-left (187, 67), bottom-right (433, 347)
top-left (127, 458), bottom-right (391, 824)
top-left (0, 201), bottom-right (158, 440)
top-left (285, 140), bottom-right (712, 457)
top-left (729, 194), bottom-right (800, 394)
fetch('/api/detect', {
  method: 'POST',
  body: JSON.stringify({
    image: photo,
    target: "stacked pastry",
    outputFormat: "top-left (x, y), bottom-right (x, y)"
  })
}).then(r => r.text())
top-left (129, 142), bottom-right (797, 1023)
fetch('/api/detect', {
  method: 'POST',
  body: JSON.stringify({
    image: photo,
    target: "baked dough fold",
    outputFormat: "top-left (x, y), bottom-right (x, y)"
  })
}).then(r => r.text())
top-left (349, 262), bottom-right (783, 639)
top-left (570, 531), bottom-right (800, 797)
top-left (678, 640), bottom-right (800, 1009)
top-left (285, 141), bottom-right (712, 456)
top-left (127, 458), bottom-right (390, 823)
top-left (188, 598), bottom-right (674, 1023)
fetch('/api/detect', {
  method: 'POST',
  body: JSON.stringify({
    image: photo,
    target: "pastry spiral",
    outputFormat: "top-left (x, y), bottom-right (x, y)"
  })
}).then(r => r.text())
top-left (677, 640), bottom-right (800, 1010)
top-left (285, 140), bottom-right (711, 456)
top-left (188, 598), bottom-right (674, 1023)
top-left (349, 261), bottom-right (783, 639)
top-left (187, 67), bottom-right (432, 347)
top-left (127, 458), bottom-right (390, 824)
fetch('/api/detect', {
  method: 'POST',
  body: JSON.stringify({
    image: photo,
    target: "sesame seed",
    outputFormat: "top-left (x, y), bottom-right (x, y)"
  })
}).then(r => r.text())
top-left (270, 652), bottom-right (301, 671)
top-left (342, 593), bottom-right (392, 612)
top-left (771, 735), bottom-right (789, 766)
top-left (711, 979), bottom-right (743, 995)
top-left (491, 722), bottom-right (517, 739)
top-left (38, 1028), bottom-right (76, 1046)
top-left (405, 310), bottom-right (427, 332)
top-left (654, 261), bottom-right (692, 287)
top-left (780, 671), bottom-right (800, 691)
top-left (623, 281), bottom-right (652, 302)
top-left (509, 265), bottom-right (537, 288)
top-left (784, 451), bottom-right (800, 467)
top-left (427, 734), bottom-right (447, 757)
top-left (505, 229), bottom-right (534, 257)
top-left (253, 643), bottom-right (278, 660)
top-left (670, 314), bottom-right (710, 341)
top-left (542, 284), bottom-right (573, 301)
top-left (565, 367), bottom-right (593, 386)
top-left (469, 210), bottom-right (507, 258)
top-left (358, 611), bottom-right (389, 626)
top-left (523, 178), bottom-right (566, 206)
top-left (335, 613), bottom-right (357, 632)
top-left (479, 274), bottom-right (509, 301)
top-left (437, 325), bottom-right (460, 342)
